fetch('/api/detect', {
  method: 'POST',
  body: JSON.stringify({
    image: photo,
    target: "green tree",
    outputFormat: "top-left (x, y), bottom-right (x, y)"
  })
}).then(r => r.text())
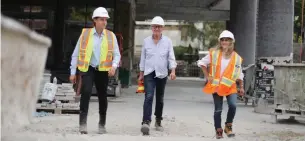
top-left (294, 0), bottom-right (305, 43)
top-left (70, 7), bottom-right (87, 21)
top-left (180, 21), bottom-right (225, 50)
top-left (203, 21), bottom-right (225, 48)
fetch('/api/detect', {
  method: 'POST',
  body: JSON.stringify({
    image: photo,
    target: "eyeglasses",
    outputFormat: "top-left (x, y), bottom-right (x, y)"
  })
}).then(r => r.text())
top-left (220, 38), bottom-right (231, 41)
top-left (152, 25), bottom-right (163, 29)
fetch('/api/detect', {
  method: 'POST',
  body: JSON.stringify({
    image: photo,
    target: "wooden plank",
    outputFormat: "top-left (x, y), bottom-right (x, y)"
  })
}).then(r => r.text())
top-left (36, 103), bottom-right (79, 114)
top-left (36, 108), bottom-right (79, 114)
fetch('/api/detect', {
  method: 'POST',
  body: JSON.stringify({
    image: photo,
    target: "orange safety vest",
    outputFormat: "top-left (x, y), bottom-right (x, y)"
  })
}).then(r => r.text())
top-left (77, 28), bottom-right (115, 72)
top-left (203, 48), bottom-right (243, 96)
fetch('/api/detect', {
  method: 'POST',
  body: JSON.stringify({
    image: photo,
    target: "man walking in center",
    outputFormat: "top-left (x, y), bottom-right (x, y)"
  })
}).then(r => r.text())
top-left (138, 16), bottom-right (177, 135)
top-left (69, 7), bottom-right (121, 134)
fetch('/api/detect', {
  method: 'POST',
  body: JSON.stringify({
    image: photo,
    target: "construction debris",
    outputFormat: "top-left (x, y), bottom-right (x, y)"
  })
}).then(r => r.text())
top-left (37, 82), bottom-right (80, 114)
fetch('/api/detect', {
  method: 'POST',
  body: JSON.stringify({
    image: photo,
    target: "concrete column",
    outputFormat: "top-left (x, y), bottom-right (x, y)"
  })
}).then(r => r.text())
top-left (114, 0), bottom-right (136, 87)
top-left (256, 0), bottom-right (294, 59)
top-left (229, 0), bottom-right (258, 66)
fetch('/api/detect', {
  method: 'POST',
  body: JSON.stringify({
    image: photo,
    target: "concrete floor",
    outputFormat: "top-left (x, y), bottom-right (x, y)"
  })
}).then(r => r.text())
top-left (3, 80), bottom-right (305, 141)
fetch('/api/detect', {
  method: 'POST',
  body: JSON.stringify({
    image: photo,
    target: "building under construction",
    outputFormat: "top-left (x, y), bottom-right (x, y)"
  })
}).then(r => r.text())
top-left (1, 0), bottom-right (298, 88)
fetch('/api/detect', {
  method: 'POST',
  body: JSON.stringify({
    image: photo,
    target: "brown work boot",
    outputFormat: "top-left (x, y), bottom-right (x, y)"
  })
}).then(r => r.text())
top-left (79, 113), bottom-right (88, 134)
top-left (215, 128), bottom-right (224, 139)
top-left (224, 123), bottom-right (235, 137)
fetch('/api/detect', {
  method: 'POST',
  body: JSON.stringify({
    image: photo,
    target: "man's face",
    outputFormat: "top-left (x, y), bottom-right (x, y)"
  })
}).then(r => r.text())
top-left (94, 17), bottom-right (107, 29)
top-left (151, 24), bottom-right (163, 35)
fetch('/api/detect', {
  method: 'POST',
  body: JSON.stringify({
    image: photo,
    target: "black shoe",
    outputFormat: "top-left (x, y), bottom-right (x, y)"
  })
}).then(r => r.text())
top-left (79, 113), bottom-right (88, 134)
top-left (155, 119), bottom-right (164, 131)
top-left (141, 120), bottom-right (150, 135)
top-left (98, 114), bottom-right (107, 134)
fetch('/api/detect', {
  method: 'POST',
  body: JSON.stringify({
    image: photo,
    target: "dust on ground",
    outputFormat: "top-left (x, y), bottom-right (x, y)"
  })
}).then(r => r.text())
top-left (3, 80), bottom-right (305, 141)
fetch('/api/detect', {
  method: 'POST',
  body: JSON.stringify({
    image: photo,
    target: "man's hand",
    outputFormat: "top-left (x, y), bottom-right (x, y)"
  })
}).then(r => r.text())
top-left (108, 67), bottom-right (116, 76)
top-left (169, 72), bottom-right (176, 80)
top-left (69, 75), bottom-right (76, 84)
top-left (138, 72), bottom-right (144, 81)
top-left (239, 88), bottom-right (245, 96)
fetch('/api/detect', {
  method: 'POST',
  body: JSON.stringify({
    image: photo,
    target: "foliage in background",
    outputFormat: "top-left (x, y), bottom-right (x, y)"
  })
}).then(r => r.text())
top-left (203, 21), bottom-right (225, 48)
top-left (180, 21), bottom-right (225, 51)
top-left (173, 46), bottom-right (189, 60)
top-left (294, 0), bottom-right (304, 43)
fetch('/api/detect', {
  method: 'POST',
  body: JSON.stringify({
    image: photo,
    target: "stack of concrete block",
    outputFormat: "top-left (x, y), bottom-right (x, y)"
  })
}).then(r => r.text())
top-left (37, 82), bottom-right (80, 114)
top-left (38, 83), bottom-right (79, 102)
top-left (54, 83), bottom-right (78, 102)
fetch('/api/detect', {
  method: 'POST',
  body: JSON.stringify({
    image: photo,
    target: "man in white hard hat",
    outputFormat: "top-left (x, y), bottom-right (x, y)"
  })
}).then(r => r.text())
top-left (138, 16), bottom-right (177, 135)
top-left (69, 7), bottom-right (121, 134)
top-left (197, 30), bottom-right (244, 139)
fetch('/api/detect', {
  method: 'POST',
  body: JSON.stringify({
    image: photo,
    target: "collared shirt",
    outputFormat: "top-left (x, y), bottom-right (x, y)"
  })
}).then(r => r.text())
top-left (70, 28), bottom-right (121, 75)
top-left (139, 35), bottom-right (177, 79)
top-left (197, 53), bottom-right (244, 80)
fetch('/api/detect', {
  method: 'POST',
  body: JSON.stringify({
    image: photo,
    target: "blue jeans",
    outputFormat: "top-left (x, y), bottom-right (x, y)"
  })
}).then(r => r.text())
top-left (142, 71), bottom-right (167, 122)
top-left (213, 93), bottom-right (237, 129)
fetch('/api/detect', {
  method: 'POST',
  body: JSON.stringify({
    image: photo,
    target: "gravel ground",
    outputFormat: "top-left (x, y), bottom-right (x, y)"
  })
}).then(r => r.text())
top-left (2, 80), bottom-right (305, 141)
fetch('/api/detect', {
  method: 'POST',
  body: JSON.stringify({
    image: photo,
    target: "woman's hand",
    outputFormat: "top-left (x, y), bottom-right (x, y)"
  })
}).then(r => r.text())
top-left (239, 88), bottom-right (245, 96)
top-left (208, 76), bottom-right (213, 83)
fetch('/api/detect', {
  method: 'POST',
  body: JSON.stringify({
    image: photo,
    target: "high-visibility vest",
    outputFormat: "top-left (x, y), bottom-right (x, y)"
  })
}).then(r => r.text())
top-left (203, 48), bottom-right (243, 96)
top-left (77, 28), bottom-right (115, 72)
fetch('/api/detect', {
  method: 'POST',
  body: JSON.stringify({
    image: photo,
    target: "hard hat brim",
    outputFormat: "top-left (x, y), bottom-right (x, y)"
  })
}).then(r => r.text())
top-left (92, 15), bottom-right (110, 19)
top-left (218, 37), bottom-right (235, 42)
top-left (151, 24), bottom-right (164, 26)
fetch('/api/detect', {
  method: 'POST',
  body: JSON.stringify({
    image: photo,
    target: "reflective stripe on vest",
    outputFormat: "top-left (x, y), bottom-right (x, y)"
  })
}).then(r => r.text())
top-left (77, 28), bottom-right (92, 71)
top-left (98, 29), bottom-right (114, 71)
top-left (77, 28), bottom-right (115, 72)
top-left (219, 53), bottom-right (242, 87)
top-left (211, 50), bottom-right (220, 86)
top-left (203, 49), bottom-right (243, 95)
top-left (211, 50), bottom-right (219, 78)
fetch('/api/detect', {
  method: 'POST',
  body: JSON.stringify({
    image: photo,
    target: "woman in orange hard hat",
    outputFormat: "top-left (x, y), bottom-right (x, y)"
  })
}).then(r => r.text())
top-left (197, 30), bottom-right (244, 139)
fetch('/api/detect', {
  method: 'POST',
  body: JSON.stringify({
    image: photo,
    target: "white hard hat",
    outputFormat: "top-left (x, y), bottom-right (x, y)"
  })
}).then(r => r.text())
top-left (151, 16), bottom-right (165, 26)
top-left (218, 30), bottom-right (235, 42)
top-left (92, 7), bottom-right (110, 19)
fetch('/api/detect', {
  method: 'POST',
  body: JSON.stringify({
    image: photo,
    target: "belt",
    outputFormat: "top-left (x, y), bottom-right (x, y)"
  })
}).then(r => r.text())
top-left (89, 66), bottom-right (99, 70)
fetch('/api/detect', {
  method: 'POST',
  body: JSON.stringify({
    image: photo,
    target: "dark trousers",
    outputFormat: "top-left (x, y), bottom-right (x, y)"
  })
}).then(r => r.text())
top-left (79, 66), bottom-right (109, 117)
top-left (143, 71), bottom-right (167, 122)
top-left (213, 93), bottom-right (237, 129)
